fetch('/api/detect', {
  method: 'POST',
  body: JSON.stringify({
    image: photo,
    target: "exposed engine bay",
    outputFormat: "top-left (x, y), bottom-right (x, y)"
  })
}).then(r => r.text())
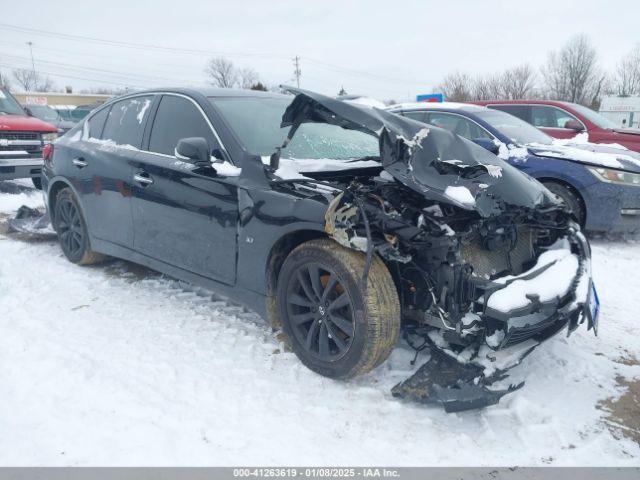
top-left (268, 88), bottom-right (599, 411)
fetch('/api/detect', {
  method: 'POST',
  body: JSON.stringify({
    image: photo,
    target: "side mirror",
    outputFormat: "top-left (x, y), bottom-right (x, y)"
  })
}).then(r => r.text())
top-left (472, 138), bottom-right (499, 155)
top-left (175, 137), bottom-right (210, 167)
top-left (564, 119), bottom-right (584, 132)
top-left (24, 107), bottom-right (33, 117)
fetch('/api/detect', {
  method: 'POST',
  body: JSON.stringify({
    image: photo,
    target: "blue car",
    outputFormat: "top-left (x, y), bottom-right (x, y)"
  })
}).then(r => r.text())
top-left (387, 102), bottom-right (640, 233)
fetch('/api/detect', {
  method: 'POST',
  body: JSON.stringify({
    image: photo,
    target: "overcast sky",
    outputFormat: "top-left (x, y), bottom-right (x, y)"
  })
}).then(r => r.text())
top-left (1, 0), bottom-right (638, 100)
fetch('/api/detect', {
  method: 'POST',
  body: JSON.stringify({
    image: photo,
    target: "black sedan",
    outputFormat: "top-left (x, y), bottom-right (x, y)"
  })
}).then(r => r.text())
top-left (42, 87), bottom-right (598, 407)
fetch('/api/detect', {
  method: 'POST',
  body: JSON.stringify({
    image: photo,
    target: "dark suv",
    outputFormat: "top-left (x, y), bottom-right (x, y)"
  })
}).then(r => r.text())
top-left (42, 87), bottom-right (597, 405)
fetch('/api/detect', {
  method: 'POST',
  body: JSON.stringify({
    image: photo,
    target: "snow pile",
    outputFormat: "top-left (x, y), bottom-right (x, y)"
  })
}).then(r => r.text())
top-left (444, 185), bottom-right (475, 207)
top-left (396, 127), bottom-right (430, 153)
top-left (213, 161), bottom-right (241, 177)
top-left (487, 243), bottom-right (580, 313)
top-left (553, 132), bottom-right (629, 151)
top-left (493, 139), bottom-right (529, 161)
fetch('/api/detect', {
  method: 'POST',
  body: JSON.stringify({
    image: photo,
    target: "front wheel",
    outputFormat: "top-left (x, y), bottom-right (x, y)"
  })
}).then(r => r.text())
top-left (276, 238), bottom-right (400, 379)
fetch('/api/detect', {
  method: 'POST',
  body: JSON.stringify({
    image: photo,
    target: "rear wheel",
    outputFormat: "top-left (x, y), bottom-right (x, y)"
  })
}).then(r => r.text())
top-left (53, 188), bottom-right (105, 265)
top-left (276, 238), bottom-right (400, 379)
top-left (543, 181), bottom-right (585, 226)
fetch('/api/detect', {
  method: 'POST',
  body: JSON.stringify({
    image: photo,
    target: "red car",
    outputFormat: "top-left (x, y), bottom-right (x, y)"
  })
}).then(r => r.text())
top-left (0, 87), bottom-right (58, 188)
top-left (472, 100), bottom-right (640, 153)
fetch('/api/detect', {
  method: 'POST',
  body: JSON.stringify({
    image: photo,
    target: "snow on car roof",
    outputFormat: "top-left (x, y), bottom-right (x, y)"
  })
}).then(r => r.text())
top-left (387, 102), bottom-right (486, 112)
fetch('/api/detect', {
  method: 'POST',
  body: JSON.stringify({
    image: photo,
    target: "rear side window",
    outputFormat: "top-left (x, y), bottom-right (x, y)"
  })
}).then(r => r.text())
top-left (101, 96), bottom-right (154, 147)
top-left (489, 104), bottom-right (530, 123)
top-left (86, 107), bottom-right (109, 139)
top-left (149, 95), bottom-right (214, 156)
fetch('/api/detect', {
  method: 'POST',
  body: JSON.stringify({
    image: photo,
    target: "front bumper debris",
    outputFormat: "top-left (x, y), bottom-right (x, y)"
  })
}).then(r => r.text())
top-left (391, 348), bottom-right (526, 413)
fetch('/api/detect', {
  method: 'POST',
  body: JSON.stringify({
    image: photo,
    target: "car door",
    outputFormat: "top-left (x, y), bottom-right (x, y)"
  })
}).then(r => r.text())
top-left (75, 95), bottom-right (154, 248)
top-left (130, 93), bottom-right (238, 285)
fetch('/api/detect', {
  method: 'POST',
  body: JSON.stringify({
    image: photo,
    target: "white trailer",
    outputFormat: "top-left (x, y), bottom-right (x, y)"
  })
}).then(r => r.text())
top-left (599, 95), bottom-right (640, 128)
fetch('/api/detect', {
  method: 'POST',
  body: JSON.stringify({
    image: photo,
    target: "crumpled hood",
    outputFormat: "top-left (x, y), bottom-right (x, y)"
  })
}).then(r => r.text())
top-left (526, 142), bottom-right (640, 174)
top-left (281, 88), bottom-right (557, 217)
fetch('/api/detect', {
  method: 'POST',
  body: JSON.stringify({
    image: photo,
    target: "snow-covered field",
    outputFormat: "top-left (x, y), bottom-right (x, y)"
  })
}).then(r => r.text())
top-left (0, 180), bottom-right (638, 466)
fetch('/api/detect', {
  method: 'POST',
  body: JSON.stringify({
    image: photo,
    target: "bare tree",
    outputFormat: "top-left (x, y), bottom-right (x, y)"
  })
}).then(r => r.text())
top-left (502, 64), bottom-right (536, 99)
top-left (541, 34), bottom-right (600, 104)
top-left (12, 68), bottom-right (55, 92)
top-left (238, 67), bottom-right (259, 90)
top-left (0, 68), bottom-right (9, 88)
top-left (205, 57), bottom-right (238, 88)
top-left (472, 74), bottom-right (504, 100)
top-left (438, 72), bottom-right (474, 102)
top-left (613, 45), bottom-right (640, 95)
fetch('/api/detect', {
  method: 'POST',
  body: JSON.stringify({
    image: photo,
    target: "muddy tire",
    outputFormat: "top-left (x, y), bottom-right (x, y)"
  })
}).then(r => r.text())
top-left (53, 188), bottom-right (105, 265)
top-left (276, 238), bottom-right (400, 379)
top-left (544, 181), bottom-right (585, 226)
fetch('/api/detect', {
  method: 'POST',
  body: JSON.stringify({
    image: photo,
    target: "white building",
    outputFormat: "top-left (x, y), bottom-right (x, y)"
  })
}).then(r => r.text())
top-left (599, 95), bottom-right (640, 129)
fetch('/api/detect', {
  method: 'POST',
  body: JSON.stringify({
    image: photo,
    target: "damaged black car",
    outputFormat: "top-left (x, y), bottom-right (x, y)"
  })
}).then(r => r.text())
top-left (42, 87), bottom-right (599, 411)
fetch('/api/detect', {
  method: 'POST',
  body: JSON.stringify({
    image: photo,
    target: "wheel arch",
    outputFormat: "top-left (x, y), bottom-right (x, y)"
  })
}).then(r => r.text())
top-left (265, 229), bottom-right (328, 328)
top-left (47, 178), bottom-right (78, 220)
top-left (538, 176), bottom-right (587, 226)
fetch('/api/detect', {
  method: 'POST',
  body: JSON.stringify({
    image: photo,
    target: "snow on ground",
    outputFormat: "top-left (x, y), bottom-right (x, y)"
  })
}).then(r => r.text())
top-left (0, 181), bottom-right (639, 466)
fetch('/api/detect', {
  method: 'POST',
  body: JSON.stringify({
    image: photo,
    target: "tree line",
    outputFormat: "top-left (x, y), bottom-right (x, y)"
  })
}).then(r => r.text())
top-left (437, 34), bottom-right (640, 107)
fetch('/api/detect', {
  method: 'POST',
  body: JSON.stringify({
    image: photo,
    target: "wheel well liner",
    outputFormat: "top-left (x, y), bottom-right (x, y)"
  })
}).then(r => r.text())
top-left (539, 177), bottom-right (586, 226)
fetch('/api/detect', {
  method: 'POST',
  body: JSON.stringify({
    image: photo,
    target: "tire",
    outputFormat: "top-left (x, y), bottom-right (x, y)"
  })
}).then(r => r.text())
top-left (544, 181), bottom-right (585, 226)
top-left (276, 238), bottom-right (400, 379)
top-left (53, 188), bottom-right (105, 265)
top-left (31, 177), bottom-right (42, 190)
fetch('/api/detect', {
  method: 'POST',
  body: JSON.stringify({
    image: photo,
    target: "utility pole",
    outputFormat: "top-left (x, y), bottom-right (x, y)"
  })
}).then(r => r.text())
top-left (293, 55), bottom-right (301, 88)
top-left (27, 41), bottom-right (36, 74)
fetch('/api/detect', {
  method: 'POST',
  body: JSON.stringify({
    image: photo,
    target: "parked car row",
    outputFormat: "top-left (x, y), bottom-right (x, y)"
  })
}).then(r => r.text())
top-left (387, 101), bottom-right (640, 233)
top-left (0, 88), bottom-right (100, 189)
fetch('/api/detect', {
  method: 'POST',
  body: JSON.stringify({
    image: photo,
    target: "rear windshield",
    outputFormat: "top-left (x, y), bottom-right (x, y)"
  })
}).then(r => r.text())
top-left (210, 96), bottom-right (379, 160)
top-left (474, 109), bottom-right (553, 145)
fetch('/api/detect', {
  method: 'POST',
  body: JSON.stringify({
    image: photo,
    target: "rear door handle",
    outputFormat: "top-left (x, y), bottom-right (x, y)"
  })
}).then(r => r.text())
top-left (134, 172), bottom-right (154, 186)
top-left (72, 157), bottom-right (87, 168)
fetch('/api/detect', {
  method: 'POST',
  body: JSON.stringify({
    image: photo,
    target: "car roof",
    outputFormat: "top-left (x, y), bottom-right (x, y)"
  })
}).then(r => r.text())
top-left (387, 101), bottom-right (486, 112)
top-left (116, 87), bottom-right (288, 99)
top-left (471, 99), bottom-right (578, 108)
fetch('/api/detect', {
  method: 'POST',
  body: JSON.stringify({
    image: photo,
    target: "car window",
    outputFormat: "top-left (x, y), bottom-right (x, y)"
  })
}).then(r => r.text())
top-left (401, 111), bottom-right (427, 123)
top-left (149, 95), bottom-right (215, 156)
top-left (424, 112), bottom-right (492, 140)
top-left (488, 104), bottom-right (530, 122)
top-left (86, 107), bottom-right (110, 139)
top-left (212, 97), bottom-right (378, 160)
top-left (101, 96), bottom-right (154, 148)
top-left (531, 106), bottom-right (577, 128)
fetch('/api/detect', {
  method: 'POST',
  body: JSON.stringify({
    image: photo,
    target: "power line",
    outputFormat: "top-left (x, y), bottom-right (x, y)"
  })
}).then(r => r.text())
top-left (0, 22), bottom-right (431, 88)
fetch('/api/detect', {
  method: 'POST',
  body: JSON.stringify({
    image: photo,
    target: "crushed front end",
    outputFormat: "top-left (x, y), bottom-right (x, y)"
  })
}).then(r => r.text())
top-left (279, 88), bottom-right (599, 411)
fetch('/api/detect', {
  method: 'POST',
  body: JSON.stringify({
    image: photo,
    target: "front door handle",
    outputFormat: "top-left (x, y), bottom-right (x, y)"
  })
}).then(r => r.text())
top-left (134, 172), bottom-right (154, 186)
top-left (72, 157), bottom-right (87, 168)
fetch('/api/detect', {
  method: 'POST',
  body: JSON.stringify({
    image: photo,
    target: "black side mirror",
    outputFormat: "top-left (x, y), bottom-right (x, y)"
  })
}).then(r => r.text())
top-left (564, 119), bottom-right (584, 132)
top-left (175, 137), bottom-right (210, 167)
top-left (472, 138), bottom-right (500, 155)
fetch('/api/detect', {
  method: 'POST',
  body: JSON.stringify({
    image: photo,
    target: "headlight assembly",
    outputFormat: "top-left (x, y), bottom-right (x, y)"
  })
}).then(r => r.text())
top-left (588, 167), bottom-right (640, 186)
top-left (42, 132), bottom-right (58, 143)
